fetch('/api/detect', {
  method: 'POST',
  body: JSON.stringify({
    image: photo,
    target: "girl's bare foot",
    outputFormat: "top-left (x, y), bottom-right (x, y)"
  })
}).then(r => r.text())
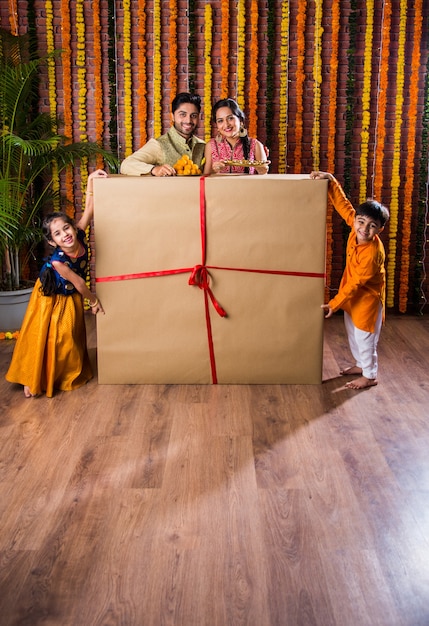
top-left (24, 386), bottom-right (36, 398)
top-left (345, 376), bottom-right (377, 390)
top-left (340, 365), bottom-right (362, 376)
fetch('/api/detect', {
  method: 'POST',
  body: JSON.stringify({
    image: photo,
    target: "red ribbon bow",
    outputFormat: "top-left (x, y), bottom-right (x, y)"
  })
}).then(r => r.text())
top-left (188, 264), bottom-right (227, 318)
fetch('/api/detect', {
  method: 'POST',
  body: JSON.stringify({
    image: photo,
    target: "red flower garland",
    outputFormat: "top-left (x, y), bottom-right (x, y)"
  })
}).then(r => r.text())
top-left (399, 0), bottom-right (423, 312)
top-left (248, 0), bottom-right (259, 138)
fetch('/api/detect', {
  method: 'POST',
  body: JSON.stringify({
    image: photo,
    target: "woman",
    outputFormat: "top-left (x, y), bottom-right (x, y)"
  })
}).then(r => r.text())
top-left (203, 98), bottom-right (269, 175)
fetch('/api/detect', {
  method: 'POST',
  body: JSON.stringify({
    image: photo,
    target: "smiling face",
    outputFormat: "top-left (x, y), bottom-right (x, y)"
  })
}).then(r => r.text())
top-left (172, 102), bottom-right (200, 140)
top-left (48, 217), bottom-right (79, 254)
top-left (214, 106), bottom-right (241, 141)
top-left (353, 214), bottom-right (384, 245)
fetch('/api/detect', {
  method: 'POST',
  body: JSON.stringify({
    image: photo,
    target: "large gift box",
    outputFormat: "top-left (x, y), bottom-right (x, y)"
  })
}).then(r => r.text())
top-left (93, 175), bottom-right (328, 384)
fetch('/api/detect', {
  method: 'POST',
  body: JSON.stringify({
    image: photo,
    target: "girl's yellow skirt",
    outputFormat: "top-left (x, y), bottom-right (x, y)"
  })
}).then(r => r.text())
top-left (5, 279), bottom-right (93, 397)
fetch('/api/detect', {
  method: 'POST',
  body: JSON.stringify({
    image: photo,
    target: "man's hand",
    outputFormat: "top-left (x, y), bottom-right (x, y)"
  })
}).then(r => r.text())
top-left (151, 164), bottom-right (177, 177)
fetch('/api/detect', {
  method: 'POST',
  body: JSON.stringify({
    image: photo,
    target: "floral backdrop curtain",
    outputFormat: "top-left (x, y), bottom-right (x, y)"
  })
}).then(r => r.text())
top-left (0, 0), bottom-right (428, 314)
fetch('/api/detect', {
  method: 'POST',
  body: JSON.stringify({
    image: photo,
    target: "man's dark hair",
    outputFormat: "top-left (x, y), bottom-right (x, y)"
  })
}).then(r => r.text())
top-left (357, 200), bottom-right (390, 227)
top-left (171, 92), bottom-right (201, 114)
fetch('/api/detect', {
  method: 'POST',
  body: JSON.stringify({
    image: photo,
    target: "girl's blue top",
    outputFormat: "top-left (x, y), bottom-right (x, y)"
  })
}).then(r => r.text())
top-left (40, 229), bottom-right (88, 295)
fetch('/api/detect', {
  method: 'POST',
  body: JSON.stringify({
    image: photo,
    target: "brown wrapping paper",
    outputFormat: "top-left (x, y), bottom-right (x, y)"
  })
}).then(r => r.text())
top-left (94, 174), bottom-right (328, 384)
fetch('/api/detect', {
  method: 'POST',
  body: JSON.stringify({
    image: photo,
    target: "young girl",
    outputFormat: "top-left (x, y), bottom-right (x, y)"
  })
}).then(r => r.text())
top-left (6, 169), bottom-right (107, 398)
top-left (203, 98), bottom-right (269, 176)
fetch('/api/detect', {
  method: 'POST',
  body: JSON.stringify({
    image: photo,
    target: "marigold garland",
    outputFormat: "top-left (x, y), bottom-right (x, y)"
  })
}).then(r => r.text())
top-left (372, 0), bottom-right (391, 201)
top-left (137, 0), bottom-right (147, 147)
top-left (414, 43), bottom-right (429, 312)
top-left (0, 331), bottom-right (19, 340)
top-left (248, 0), bottom-right (259, 139)
top-left (44, 0), bottom-right (56, 116)
top-left (312, 0), bottom-right (323, 170)
top-left (76, 0), bottom-right (87, 144)
top-left (153, 0), bottom-right (162, 137)
top-left (386, 0), bottom-right (407, 308)
top-left (325, 0), bottom-right (340, 297)
top-left (188, 0), bottom-right (197, 93)
top-left (344, 1), bottom-right (357, 196)
top-left (204, 4), bottom-right (213, 142)
top-left (8, 0), bottom-right (18, 34)
top-left (358, 0), bottom-right (374, 203)
top-left (220, 0), bottom-right (230, 98)
top-left (398, 0), bottom-right (423, 313)
top-left (278, 1), bottom-right (289, 174)
top-left (107, 0), bottom-right (119, 155)
top-left (76, 0), bottom-right (89, 289)
top-left (236, 0), bottom-right (246, 110)
top-left (45, 0), bottom-right (60, 210)
top-left (92, 0), bottom-right (104, 169)
top-left (265, 2), bottom-right (276, 154)
top-left (123, 0), bottom-right (133, 156)
top-left (294, 0), bottom-right (306, 173)
top-left (60, 0), bottom-right (75, 211)
top-left (169, 0), bottom-right (177, 99)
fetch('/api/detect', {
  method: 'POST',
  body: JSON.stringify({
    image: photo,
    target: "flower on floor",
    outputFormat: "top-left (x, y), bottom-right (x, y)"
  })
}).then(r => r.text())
top-left (0, 331), bottom-right (20, 340)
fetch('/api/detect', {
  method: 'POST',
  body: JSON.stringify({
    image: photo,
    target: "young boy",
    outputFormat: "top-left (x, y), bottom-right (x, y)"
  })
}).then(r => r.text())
top-left (310, 171), bottom-right (390, 389)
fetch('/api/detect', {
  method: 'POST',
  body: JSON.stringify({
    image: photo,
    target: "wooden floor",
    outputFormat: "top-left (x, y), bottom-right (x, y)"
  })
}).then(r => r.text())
top-left (0, 314), bottom-right (428, 626)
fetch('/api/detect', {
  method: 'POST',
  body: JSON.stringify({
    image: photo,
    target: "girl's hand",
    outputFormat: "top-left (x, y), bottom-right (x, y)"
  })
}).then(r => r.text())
top-left (87, 169), bottom-right (108, 192)
top-left (88, 169), bottom-right (108, 180)
top-left (88, 297), bottom-right (105, 315)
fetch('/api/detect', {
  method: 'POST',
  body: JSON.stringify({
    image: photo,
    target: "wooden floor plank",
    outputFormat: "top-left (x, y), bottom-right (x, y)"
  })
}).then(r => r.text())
top-left (0, 313), bottom-right (428, 625)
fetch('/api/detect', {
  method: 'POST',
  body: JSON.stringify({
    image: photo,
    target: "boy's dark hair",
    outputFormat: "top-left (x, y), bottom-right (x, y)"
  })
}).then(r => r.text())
top-left (171, 92), bottom-right (201, 114)
top-left (42, 211), bottom-right (75, 243)
top-left (356, 200), bottom-right (390, 227)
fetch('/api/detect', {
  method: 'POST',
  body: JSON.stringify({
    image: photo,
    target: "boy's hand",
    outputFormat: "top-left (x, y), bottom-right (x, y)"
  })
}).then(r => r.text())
top-left (321, 304), bottom-right (333, 318)
top-left (310, 171), bottom-right (334, 181)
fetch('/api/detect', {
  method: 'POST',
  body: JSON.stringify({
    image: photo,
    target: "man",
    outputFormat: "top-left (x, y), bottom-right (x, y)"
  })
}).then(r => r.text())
top-left (120, 92), bottom-right (205, 177)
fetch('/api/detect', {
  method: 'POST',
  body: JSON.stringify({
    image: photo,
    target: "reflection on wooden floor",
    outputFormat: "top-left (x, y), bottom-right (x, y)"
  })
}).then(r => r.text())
top-left (0, 313), bottom-right (428, 626)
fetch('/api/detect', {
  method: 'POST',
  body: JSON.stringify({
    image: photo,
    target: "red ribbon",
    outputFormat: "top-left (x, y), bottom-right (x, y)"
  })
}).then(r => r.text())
top-left (96, 176), bottom-right (325, 383)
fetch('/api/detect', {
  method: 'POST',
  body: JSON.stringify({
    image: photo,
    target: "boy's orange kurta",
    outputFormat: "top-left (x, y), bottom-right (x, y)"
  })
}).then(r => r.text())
top-left (328, 178), bottom-right (386, 333)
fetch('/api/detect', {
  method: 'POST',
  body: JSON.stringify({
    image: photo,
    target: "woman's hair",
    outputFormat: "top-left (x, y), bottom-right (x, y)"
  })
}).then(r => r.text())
top-left (211, 98), bottom-right (250, 162)
top-left (42, 211), bottom-right (75, 243)
top-left (39, 212), bottom-right (76, 296)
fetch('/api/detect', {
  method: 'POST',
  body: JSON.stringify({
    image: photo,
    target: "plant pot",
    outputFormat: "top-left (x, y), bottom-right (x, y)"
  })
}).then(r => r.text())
top-left (0, 284), bottom-right (33, 332)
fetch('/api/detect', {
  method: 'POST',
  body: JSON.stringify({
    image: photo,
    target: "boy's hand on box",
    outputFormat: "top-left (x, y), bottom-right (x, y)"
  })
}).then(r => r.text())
top-left (310, 171), bottom-right (333, 181)
top-left (321, 304), bottom-right (333, 318)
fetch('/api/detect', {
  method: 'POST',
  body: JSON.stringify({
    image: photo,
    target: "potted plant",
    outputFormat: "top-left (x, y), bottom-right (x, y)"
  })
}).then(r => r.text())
top-left (0, 28), bottom-right (118, 330)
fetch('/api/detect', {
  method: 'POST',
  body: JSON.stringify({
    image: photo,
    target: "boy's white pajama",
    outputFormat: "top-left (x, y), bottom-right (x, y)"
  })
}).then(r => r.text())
top-left (343, 303), bottom-right (383, 380)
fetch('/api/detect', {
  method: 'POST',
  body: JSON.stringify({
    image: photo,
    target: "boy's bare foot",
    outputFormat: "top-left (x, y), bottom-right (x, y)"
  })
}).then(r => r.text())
top-left (340, 365), bottom-right (363, 376)
top-left (345, 376), bottom-right (377, 390)
top-left (24, 386), bottom-right (36, 398)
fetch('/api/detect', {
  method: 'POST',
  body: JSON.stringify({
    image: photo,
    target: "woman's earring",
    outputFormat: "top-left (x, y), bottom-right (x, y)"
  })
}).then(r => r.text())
top-left (239, 125), bottom-right (248, 138)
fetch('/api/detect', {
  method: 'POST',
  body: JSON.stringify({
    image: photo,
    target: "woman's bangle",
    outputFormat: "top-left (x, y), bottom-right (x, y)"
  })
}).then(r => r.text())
top-left (88, 297), bottom-right (98, 308)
